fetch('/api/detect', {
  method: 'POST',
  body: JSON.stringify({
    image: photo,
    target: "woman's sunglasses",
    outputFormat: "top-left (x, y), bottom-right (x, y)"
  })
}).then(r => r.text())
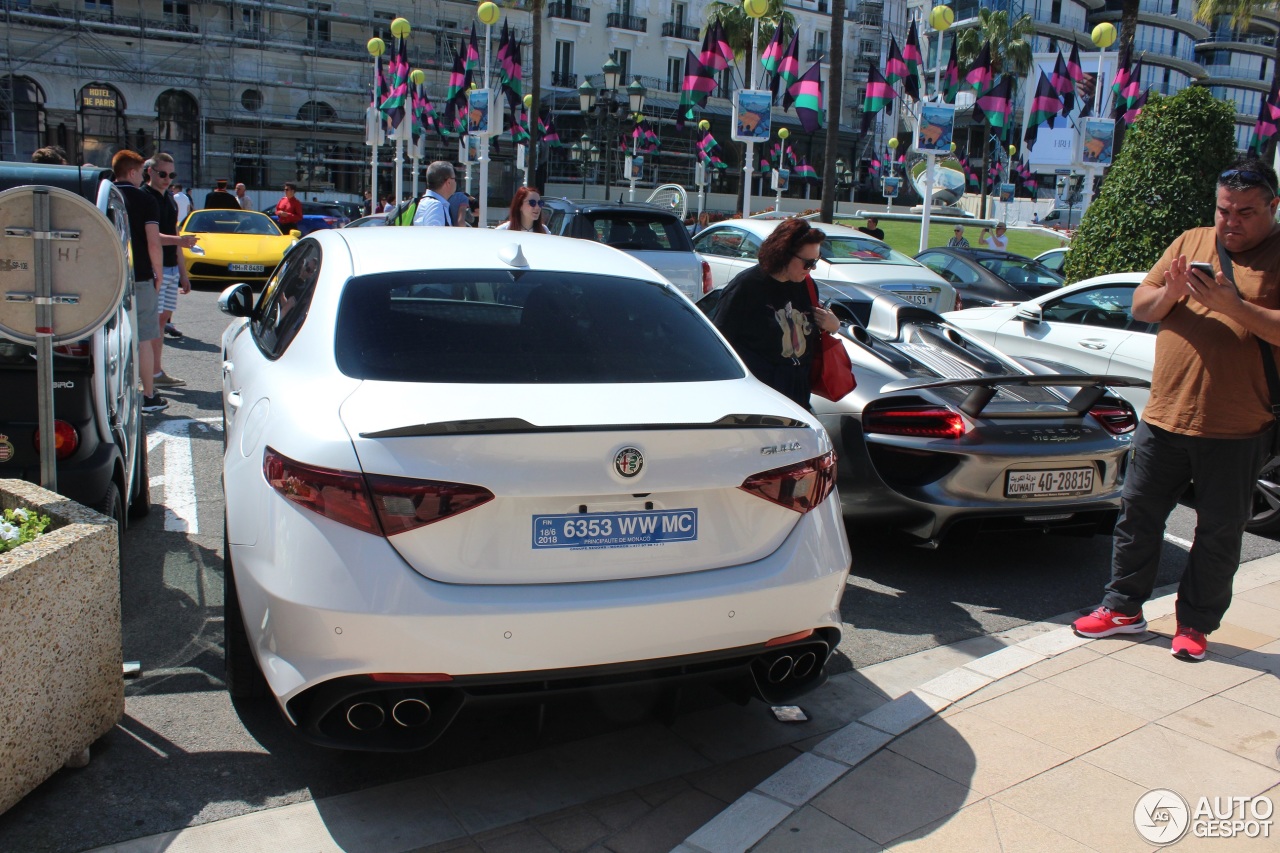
top-left (794, 255), bottom-right (819, 270)
top-left (525, 198), bottom-right (542, 207)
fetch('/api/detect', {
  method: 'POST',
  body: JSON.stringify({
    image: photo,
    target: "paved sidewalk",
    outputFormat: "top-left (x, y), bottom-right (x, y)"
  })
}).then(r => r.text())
top-left (86, 557), bottom-right (1280, 853)
top-left (679, 556), bottom-right (1280, 852)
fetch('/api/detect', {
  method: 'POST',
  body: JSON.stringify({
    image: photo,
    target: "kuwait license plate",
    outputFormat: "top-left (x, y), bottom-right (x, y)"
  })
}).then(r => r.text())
top-left (532, 509), bottom-right (698, 549)
top-left (1006, 468), bottom-right (1095, 497)
top-left (228, 263), bottom-right (265, 273)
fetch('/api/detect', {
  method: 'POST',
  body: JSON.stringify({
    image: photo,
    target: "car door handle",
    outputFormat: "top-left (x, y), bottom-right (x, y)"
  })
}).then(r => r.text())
top-left (226, 390), bottom-right (242, 410)
top-left (1078, 340), bottom-right (1108, 350)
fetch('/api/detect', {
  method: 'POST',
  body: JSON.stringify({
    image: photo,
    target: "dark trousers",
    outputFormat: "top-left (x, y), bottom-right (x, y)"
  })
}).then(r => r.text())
top-left (1103, 421), bottom-right (1271, 633)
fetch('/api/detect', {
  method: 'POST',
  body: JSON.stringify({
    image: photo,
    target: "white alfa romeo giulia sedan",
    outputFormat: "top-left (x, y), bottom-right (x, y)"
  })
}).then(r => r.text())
top-left (219, 227), bottom-right (851, 750)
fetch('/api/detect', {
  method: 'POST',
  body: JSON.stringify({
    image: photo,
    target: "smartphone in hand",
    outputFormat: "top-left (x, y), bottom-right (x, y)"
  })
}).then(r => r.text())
top-left (1188, 262), bottom-right (1214, 276)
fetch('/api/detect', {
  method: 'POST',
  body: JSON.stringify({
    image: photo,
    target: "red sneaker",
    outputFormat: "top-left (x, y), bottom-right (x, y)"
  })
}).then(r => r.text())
top-left (1171, 625), bottom-right (1208, 661)
top-left (1073, 606), bottom-right (1147, 638)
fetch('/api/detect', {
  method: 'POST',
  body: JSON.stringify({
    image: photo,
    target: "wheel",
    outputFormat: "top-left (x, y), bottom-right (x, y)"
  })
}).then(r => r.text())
top-left (223, 523), bottom-right (268, 699)
top-left (1246, 456), bottom-right (1280, 537)
top-left (94, 480), bottom-right (124, 539)
top-left (127, 419), bottom-right (151, 520)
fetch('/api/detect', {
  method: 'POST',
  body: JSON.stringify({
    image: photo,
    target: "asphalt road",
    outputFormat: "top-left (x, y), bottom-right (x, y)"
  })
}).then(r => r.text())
top-left (2, 287), bottom-right (1276, 853)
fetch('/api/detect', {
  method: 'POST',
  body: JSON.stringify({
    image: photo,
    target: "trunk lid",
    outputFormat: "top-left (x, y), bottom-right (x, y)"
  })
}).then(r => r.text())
top-left (339, 381), bottom-right (825, 585)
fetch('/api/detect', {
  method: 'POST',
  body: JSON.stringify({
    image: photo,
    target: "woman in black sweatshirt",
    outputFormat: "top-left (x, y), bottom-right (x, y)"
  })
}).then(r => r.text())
top-left (712, 218), bottom-right (839, 407)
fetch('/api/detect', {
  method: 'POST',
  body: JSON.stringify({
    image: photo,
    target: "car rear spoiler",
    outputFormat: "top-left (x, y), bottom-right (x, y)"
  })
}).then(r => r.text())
top-left (879, 374), bottom-right (1151, 418)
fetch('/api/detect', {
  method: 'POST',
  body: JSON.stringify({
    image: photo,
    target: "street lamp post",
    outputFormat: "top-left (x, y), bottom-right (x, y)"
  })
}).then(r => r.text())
top-left (835, 158), bottom-right (853, 217)
top-left (476, 1), bottom-right (501, 227)
top-left (886, 136), bottom-right (899, 215)
top-left (409, 68), bottom-right (425, 201)
top-left (1081, 22), bottom-right (1117, 217)
top-left (773, 127), bottom-right (790, 212)
top-left (917, 5), bottom-right (953, 253)
top-left (388, 17), bottom-right (412, 206)
top-left (366, 37), bottom-right (386, 211)
top-left (579, 58), bottom-right (646, 202)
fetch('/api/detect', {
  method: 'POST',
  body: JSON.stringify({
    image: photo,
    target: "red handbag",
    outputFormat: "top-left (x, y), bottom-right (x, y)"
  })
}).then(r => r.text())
top-left (806, 276), bottom-right (855, 402)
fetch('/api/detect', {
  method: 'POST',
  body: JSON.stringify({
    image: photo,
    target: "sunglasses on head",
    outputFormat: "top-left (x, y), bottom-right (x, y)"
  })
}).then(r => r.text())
top-left (794, 255), bottom-right (819, 270)
top-left (154, 170), bottom-right (176, 179)
top-left (1221, 168), bottom-right (1278, 196)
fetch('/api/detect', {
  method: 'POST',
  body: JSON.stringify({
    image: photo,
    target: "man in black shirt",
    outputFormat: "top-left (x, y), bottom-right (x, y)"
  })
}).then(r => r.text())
top-left (203, 179), bottom-right (241, 210)
top-left (144, 153), bottom-right (198, 390)
top-left (113, 149), bottom-right (167, 412)
top-left (857, 217), bottom-right (885, 241)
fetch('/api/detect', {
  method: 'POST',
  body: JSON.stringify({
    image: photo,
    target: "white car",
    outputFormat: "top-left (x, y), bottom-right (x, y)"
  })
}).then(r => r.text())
top-left (947, 272), bottom-right (1280, 537)
top-left (218, 228), bottom-right (851, 750)
top-left (944, 272), bottom-right (1151, 414)
top-left (692, 218), bottom-right (959, 314)
top-left (1034, 247), bottom-right (1069, 274)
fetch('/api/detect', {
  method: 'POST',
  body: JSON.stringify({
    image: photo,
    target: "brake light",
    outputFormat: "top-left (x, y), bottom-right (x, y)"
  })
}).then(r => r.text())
top-left (1090, 404), bottom-right (1137, 435)
top-left (766, 629), bottom-right (815, 647)
top-left (701, 259), bottom-right (714, 294)
top-left (864, 406), bottom-right (968, 439)
top-left (369, 672), bottom-right (454, 683)
top-left (322, 217), bottom-right (339, 228)
top-left (263, 447), bottom-right (494, 535)
top-left (32, 420), bottom-right (80, 459)
top-left (740, 451), bottom-right (837, 513)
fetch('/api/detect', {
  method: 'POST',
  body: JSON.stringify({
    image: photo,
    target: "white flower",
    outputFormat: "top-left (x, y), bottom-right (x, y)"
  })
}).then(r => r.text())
top-left (0, 523), bottom-right (19, 543)
top-left (11, 508), bottom-right (29, 522)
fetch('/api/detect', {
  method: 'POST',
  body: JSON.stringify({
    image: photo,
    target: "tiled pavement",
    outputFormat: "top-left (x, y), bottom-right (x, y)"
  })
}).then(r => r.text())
top-left (88, 557), bottom-right (1280, 853)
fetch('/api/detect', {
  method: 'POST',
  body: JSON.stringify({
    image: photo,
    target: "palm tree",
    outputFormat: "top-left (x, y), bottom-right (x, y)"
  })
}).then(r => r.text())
top-left (705, 0), bottom-right (796, 208)
top-left (1195, 0), bottom-right (1279, 158)
top-left (955, 9), bottom-right (1034, 217)
top-left (819, 0), bottom-right (846, 224)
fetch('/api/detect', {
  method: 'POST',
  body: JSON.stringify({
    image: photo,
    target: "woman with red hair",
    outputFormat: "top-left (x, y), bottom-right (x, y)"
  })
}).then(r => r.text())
top-left (712, 218), bottom-right (839, 407)
top-left (495, 186), bottom-right (549, 232)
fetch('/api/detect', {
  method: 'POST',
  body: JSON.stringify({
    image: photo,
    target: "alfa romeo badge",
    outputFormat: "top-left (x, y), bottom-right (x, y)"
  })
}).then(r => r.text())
top-left (614, 447), bottom-right (643, 477)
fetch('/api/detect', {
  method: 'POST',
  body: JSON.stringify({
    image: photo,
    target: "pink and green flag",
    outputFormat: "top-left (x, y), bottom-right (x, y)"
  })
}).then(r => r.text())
top-left (794, 157), bottom-right (818, 183)
top-left (778, 32), bottom-right (801, 107)
top-left (1051, 50), bottom-right (1075, 114)
top-left (971, 75), bottom-right (1013, 129)
top-left (965, 42), bottom-right (992, 91)
top-left (378, 34), bottom-right (410, 130)
top-left (860, 64), bottom-right (895, 133)
top-left (787, 62), bottom-right (824, 133)
top-left (677, 47), bottom-right (717, 130)
top-left (760, 24), bottom-right (785, 91)
top-left (942, 39), bottom-right (960, 103)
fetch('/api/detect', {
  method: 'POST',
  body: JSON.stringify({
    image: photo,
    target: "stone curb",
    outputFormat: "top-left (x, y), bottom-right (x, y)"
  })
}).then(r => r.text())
top-left (672, 553), bottom-right (1280, 853)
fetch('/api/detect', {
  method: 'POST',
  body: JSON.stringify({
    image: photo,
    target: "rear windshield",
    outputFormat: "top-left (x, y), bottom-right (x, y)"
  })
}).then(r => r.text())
top-left (821, 235), bottom-right (918, 266)
top-left (587, 214), bottom-right (693, 252)
top-left (334, 270), bottom-right (743, 384)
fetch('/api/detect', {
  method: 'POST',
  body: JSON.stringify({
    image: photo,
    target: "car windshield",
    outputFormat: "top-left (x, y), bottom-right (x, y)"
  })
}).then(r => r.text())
top-left (976, 258), bottom-right (1064, 288)
top-left (334, 270), bottom-right (743, 384)
top-left (185, 210), bottom-right (282, 236)
top-left (820, 236), bottom-right (917, 266)
top-left (587, 214), bottom-right (693, 251)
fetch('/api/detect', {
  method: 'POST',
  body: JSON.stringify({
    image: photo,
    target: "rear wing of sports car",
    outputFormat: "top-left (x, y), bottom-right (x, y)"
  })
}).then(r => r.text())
top-left (880, 374), bottom-right (1151, 418)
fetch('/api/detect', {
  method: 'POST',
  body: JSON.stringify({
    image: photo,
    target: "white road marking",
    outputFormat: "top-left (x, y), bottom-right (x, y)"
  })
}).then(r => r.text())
top-left (1164, 533), bottom-right (1193, 550)
top-left (149, 418), bottom-right (222, 534)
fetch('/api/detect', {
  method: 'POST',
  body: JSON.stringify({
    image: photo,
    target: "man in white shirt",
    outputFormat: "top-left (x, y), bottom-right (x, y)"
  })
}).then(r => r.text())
top-left (981, 222), bottom-right (1009, 251)
top-left (235, 182), bottom-right (252, 209)
top-left (412, 161), bottom-right (457, 226)
top-left (171, 183), bottom-right (192, 223)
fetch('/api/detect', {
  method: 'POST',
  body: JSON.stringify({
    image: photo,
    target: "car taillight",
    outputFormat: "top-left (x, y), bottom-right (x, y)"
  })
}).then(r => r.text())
top-left (740, 451), bottom-right (837, 513)
top-left (322, 217), bottom-right (339, 227)
top-left (263, 447), bottom-right (494, 536)
top-left (701, 259), bottom-right (714, 294)
top-left (864, 406), bottom-right (969, 439)
top-left (1090, 404), bottom-right (1137, 435)
top-left (32, 420), bottom-right (80, 459)
top-left (53, 342), bottom-right (91, 357)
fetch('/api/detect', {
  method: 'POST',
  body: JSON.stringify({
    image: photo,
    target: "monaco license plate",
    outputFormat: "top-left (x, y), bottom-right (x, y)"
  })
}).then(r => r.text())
top-left (1006, 468), bottom-right (1095, 497)
top-left (532, 509), bottom-right (698, 549)
top-left (903, 292), bottom-right (931, 306)
top-left (228, 263), bottom-right (265, 273)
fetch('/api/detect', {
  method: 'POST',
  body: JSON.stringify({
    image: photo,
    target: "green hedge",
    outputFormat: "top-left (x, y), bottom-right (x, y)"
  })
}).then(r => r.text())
top-left (1063, 87), bottom-right (1237, 284)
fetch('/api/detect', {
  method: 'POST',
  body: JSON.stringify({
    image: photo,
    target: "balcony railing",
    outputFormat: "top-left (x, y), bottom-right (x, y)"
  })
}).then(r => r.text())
top-left (550, 70), bottom-right (577, 88)
top-left (807, 48), bottom-right (827, 62)
top-left (607, 13), bottom-right (647, 32)
top-left (547, 2), bottom-right (590, 23)
top-left (661, 21), bottom-right (698, 40)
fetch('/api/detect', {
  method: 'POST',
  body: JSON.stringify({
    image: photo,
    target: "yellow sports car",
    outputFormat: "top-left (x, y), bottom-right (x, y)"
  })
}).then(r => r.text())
top-left (181, 209), bottom-right (299, 288)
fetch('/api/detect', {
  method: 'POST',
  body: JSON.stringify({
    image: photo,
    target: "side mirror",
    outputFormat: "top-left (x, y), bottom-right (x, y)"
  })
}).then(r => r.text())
top-left (1016, 304), bottom-right (1043, 324)
top-left (289, 229), bottom-right (302, 238)
top-left (219, 283), bottom-right (255, 318)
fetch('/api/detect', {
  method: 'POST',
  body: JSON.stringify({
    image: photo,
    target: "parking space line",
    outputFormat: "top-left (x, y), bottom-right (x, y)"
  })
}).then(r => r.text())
top-left (149, 418), bottom-right (220, 535)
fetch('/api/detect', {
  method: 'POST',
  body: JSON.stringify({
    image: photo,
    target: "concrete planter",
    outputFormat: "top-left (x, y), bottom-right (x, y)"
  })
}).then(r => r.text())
top-left (0, 479), bottom-right (123, 815)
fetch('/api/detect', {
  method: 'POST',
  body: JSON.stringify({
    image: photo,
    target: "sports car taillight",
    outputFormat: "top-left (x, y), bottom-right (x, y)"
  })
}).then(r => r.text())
top-left (864, 407), bottom-right (969, 439)
top-left (263, 447), bottom-right (494, 536)
top-left (740, 452), bottom-right (837, 513)
top-left (1090, 404), bottom-right (1137, 435)
top-left (701, 260), bottom-right (714, 294)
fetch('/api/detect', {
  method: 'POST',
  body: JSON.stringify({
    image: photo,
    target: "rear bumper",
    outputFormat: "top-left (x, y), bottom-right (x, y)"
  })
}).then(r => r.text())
top-left (822, 413), bottom-right (1128, 542)
top-left (228, 491), bottom-right (851, 736)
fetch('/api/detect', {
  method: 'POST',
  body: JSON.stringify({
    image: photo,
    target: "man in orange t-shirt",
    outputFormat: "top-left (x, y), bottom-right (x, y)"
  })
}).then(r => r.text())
top-left (1073, 157), bottom-right (1280, 661)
